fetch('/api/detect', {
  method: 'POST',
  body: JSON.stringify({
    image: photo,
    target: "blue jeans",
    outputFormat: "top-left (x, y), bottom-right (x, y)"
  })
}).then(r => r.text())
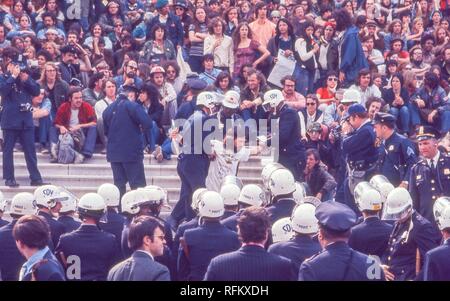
top-left (161, 138), bottom-right (173, 160)
top-left (389, 106), bottom-right (410, 134)
top-left (142, 121), bottom-right (159, 151)
top-left (294, 66), bottom-right (315, 97)
top-left (50, 126), bottom-right (97, 157)
top-left (34, 116), bottom-right (51, 145)
top-left (440, 110), bottom-right (450, 134)
top-left (409, 102), bottom-right (421, 127)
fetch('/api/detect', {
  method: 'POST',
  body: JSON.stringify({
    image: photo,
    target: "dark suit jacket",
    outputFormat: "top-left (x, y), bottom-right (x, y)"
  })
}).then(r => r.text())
top-left (424, 239), bottom-right (450, 281)
top-left (348, 216), bottom-right (393, 258)
top-left (204, 245), bottom-right (296, 281)
top-left (0, 220), bottom-right (24, 281)
top-left (266, 198), bottom-right (297, 224)
top-left (37, 211), bottom-right (65, 250)
top-left (57, 215), bottom-right (81, 234)
top-left (107, 251), bottom-right (170, 281)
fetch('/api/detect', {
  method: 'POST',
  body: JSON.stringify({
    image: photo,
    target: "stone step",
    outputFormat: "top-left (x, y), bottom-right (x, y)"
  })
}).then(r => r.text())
top-left (0, 163), bottom-right (263, 178)
top-left (5, 152), bottom-right (265, 167)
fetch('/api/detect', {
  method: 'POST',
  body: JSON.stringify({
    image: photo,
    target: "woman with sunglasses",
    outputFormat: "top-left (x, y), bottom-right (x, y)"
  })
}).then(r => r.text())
top-left (316, 71), bottom-right (339, 111)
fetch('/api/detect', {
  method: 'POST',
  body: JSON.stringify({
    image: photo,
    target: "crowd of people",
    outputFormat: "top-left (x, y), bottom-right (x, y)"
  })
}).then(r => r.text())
top-left (0, 0), bottom-right (449, 281)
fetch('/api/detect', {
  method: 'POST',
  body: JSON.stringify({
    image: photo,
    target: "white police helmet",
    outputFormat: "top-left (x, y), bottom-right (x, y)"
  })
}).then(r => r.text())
top-left (293, 182), bottom-right (306, 204)
top-left (261, 162), bottom-right (285, 191)
top-left (354, 182), bottom-right (383, 211)
top-left (9, 192), bottom-right (36, 216)
top-left (341, 89), bottom-right (361, 104)
top-left (34, 185), bottom-right (64, 209)
top-left (223, 90), bottom-right (240, 109)
top-left (433, 197), bottom-right (450, 226)
top-left (191, 188), bottom-right (208, 212)
top-left (197, 92), bottom-right (216, 109)
top-left (271, 217), bottom-right (293, 243)
top-left (78, 193), bottom-right (106, 219)
top-left (262, 89), bottom-right (284, 112)
top-left (135, 186), bottom-right (167, 207)
top-left (220, 176), bottom-right (243, 206)
top-left (97, 183), bottom-right (120, 207)
top-left (370, 175), bottom-right (395, 203)
top-left (437, 204), bottom-right (450, 231)
top-left (59, 192), bottom-right (77, 213)
top-left (385, 188), bottom-right (413, 220)
top-left (291, 203), bottom-right (319, 234)
top-left (268, 169), bottom-right (296, 197)
top-left (198, 191), bottom-right (224, 218)
top-left (238, 184), bottom-right (265, 207)
top-left (145, 185), bottom-right (170, 207)
top-left (121, 190), bottom-right (140, 215)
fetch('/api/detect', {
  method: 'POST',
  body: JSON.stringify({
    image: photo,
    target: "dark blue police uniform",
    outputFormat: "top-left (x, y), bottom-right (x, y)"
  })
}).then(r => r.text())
top-left (170, 109), bottom-right (217, 224)
top-left (272, 105), bottom-right (305, 181)
top-left (221, 209), bottom-right (245, 232)
top-left (103, 90), bottom-right (152, 197)
top-left (424, 239), bottom-right (450, 281)
top-left (0, 218), bottom-right (8, 228)
top-left (55, 224), bottom-right (121, 280)
top-left (38, 211), bottom-right (66, 249)
top-left (382, 211), bottom-right (441, 281)
top-left (348, 216), bottom-right (393, 258)
top-left (21, 249), bottom-right (66, 281)
top-left (0, 70), bottom-right (43, 186)
top-left (266, 198), bottom-right (297, 224)
top-left (178, 221), bottom-right (240, 281)
top-left (57, 215), bottom-right (82, 234)
top-left (298, 201), bottom-right (385, 281)
top-left (0, 220), bottom-right (25, 281)
top-left (204, 245), bottom-right (296, 281)
top-left (342, 106), bottom-right (378, 213)
top-left (268, 234), bottom-right (322, 271)
top-left (99, 208), bottom-right (126, 250)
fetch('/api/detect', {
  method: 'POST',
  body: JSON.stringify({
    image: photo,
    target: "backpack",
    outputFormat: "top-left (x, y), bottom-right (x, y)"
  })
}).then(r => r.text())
top-left (57, 133), bottom-right (76, 164)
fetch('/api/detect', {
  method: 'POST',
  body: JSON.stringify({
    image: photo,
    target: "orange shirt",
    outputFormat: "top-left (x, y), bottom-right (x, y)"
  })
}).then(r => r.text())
top-left (249, 20), bottom-right (276, 48)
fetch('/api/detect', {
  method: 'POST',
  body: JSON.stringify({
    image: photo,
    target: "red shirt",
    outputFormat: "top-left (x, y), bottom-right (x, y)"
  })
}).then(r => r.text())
top-left (54, 101), bottom-right (96, 128)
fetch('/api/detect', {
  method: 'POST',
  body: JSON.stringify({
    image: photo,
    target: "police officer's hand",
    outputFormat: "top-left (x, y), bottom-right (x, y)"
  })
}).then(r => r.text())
top-left (381, 265), bottom-right (395, 281)
top-left (8, 64), bottom-right (20, 78)
top-left (19, 72), bottom-right (29, 82)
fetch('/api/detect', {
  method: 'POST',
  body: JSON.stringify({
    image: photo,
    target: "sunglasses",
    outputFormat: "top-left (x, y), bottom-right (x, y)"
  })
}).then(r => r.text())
top-left (306, 102), bottom-right (316, 106)
top-left (328, 77), bottom-right (338, 81)
top-left (166, 69), bottom-right (176, 74)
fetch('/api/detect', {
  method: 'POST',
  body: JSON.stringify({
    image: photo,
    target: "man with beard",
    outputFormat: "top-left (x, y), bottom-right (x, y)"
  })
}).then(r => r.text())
top-left (59, 45), bottom-right (82, 84)
top-left (410, 46), bottom-right (430, 79)
top-left (333, 8), bottom-right (368, 87)
top-left (365, 97), bottom-right (384, 121)
top-left (420, 35), bottom-right (435, 65)
top-left (113, 59), bottom-right (143, 93)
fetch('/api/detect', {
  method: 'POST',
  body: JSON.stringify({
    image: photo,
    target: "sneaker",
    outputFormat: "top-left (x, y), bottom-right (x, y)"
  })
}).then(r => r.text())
top-left (74, 152), bottom-right (85, 164)
top-left (153, 145), bottom-right (163, 163)
top-left (100, 147), bottom-right (107, 154)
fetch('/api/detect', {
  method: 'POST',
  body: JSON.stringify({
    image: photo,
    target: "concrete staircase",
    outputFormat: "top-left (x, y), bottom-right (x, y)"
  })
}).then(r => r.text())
top-left (0, 152), bottom-right (266, 208)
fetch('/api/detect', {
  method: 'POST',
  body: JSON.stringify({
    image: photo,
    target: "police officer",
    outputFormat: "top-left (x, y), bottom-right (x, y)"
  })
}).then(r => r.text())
top-left (178, 191), bottom-right (240, 280)
top-left (119, 190), bottom-right (140, 259)
top-left (98, 183), bottom-right (126, 249)
top-left (175, 77), bottom-right (208, 120)
top-left (57, 191), bottom-right (81, 233)
top-left (342, 104), bottom-right (379, 214)
top-left (218, 91), bottom-right (243, 137)
top-left (56, 193), bottom-right (121, 281)
top-left (168, 91), bottom-right (219, 228)
top-left (103, 85), bottom-right (153, 197)
top-left (0, 55), bottom-right (46, 187)
top-left (34, 185), bottom-right (66, 248)
top-left (221, 184), bottom-right (266, 232)
top-left (268, 203), bottom-right (322, 271)
top-left (262, 89), bottom-right (306, 181)
top-left (219, 177), bottom-right (241, 219)
top-left (265, 168), bottom-right (298, 223)
top-left (271, 217), bottom-right (294, 243)
top-left (0, 192), bottom-right (36, 281)
top-left (299, 201), bottom-right (385, 281)
top-left (382, 188), bottom-right (441, 281)
top-left (424, 204), bottom-right (450, 281)
top-left (409, 126), bottom-right (450, 227)
top-left (373, 112), bottom-right (417, 187)
top-left (348, 183), bottom-right (393, 258)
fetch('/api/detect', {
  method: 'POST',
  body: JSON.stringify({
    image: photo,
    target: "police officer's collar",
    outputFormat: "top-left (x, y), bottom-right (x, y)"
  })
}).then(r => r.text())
top-left (426, 151), bottom-right (440, 166)
top-left (356, 118), bottom-right (371, 131)
top-left (324, 240), bottom-right (348, 250)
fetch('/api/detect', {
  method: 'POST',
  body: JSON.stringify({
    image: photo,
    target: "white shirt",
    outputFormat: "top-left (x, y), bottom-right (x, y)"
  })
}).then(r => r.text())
top-left (204, 34), bottom-right (234, 73)
top-left (427, 151), bottom-right (441, 168)
top-left (95, 97), bottom-right (114, 120)
top-left (206, 140), bottom-right (251, 192)
top-left (69, 109), bottom-right (79, 127)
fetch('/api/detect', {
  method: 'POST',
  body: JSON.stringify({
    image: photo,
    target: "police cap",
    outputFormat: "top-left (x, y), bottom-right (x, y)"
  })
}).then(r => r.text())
top-left (416, 125), bottom-right (440, 141)
top-left (343, 103), bottom-right (366, 120)
top-left (122, 84), bottom-right (140, 93)
top-left (372, 112), bottom-right (396, 126)
top-left (315, 201), bottom-right (357, 232)
top-left (187, 78), bottom-right (207, 91)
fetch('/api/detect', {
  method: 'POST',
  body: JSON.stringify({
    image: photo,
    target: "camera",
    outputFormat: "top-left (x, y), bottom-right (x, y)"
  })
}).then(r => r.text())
top-left (13, 54), bottom-right (28, 73)
top-left (330, 125), bottom-right (342, 141)
top-left (19, 103), bottom-right (33, 112)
